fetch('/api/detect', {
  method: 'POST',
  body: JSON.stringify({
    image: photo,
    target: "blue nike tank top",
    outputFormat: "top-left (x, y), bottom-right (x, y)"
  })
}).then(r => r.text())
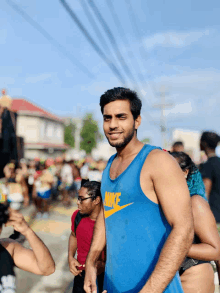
top-left (101, 144), bottom-right (184, 293)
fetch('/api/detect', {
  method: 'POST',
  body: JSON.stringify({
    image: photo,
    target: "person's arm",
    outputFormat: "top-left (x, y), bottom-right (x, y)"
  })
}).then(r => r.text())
top-left (203, 178), bottom-right (212, 200)
top-left (201, 161), bottom-right (213, 200)
top-left (84, 206), bottom-right (106, 293)
top-left (187, 195), bottom-right (220, 260)
top-left (6, 210), bottom-right (55, 275)
top-left (140, 150), bottom-right (194, 293)
top-left (68, 231), bottom-right (83, 276)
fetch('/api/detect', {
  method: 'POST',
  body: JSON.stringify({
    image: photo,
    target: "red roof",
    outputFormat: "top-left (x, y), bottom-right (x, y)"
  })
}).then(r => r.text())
top-left (11, 99), bottom-right (62, 122)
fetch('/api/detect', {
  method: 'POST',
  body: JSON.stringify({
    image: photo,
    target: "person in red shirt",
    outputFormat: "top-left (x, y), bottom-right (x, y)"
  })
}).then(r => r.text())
top-left (68, 180), bottom-right (105, 293)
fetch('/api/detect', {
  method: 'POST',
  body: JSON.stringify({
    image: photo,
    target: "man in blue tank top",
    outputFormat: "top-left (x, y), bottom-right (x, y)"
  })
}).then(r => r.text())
top-left (84, 87), bottom-right (194, 293)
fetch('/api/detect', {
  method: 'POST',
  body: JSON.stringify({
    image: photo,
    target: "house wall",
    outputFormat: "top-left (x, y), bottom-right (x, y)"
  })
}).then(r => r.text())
top-left (16, 114), bottom-right (64, 144)
top-left (16, 116), bottom-right (40, 143)
top-left (39, 118), bottom-right (64, 144)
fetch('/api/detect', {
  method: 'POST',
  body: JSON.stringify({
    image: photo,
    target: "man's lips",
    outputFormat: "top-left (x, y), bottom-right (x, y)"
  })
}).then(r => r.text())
top-left (108, 132), bottom-right (122, 139)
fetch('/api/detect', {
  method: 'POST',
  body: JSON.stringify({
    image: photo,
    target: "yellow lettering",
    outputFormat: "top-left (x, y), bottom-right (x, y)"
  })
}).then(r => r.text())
top-left (115, 193), bottom-right (121, 206)
top-left (104, 191), bottom-right (121, 208)
top-left (104, 192), bottom-right (110, 207)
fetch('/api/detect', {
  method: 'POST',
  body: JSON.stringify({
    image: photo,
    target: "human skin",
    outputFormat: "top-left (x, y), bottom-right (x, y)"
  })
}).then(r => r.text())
top-left (84, 100), bottom-right (194, 293)
top-left (180, 194), bottom-right (220, 293)
top-left (0, 210), bottom-right (55, 275)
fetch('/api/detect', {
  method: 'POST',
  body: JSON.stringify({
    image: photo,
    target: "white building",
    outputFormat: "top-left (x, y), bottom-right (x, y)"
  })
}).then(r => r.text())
top-left (172, 129), bottom-right (201, 163)
top-left (11, 98), bottom-right (69, 159)
top-left (92, 141), bottom-right (115, 161)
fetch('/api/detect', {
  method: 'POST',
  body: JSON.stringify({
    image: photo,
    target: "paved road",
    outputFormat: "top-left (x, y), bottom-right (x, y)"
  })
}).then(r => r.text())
top-left (13, 201), bottom-right (77, 293)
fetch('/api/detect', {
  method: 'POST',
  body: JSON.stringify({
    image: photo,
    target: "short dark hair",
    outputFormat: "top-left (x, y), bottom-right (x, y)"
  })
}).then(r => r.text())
top-left (201, 131), bottom-right (220, 150)
top-left (169, 152), bottom-right (197, 180)
top-left (172, 141), bottom-right (184, 148)
top-left (100, 87), bottom-right (142, 120)
top-left (81, 180), bottom-right (102, 201)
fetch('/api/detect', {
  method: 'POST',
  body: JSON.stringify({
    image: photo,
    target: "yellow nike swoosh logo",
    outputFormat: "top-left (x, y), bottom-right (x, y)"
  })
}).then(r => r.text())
top-left (104, 203), bottom-right (133, 218)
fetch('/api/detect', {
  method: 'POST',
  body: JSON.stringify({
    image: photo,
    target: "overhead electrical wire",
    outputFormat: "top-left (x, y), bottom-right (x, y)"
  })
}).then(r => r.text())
top-left (6, 0), bottom-right (95, 79)
top-left (86, 0), bottom-right (140, 90)
top-left (124, 0), bottom-right (159, 98)
top-left (60, 0), bottom-right (127, 85)
top-left (80, 0), bottom-right (116, 60)
top-left (106, 0), bottom-right (148, 89)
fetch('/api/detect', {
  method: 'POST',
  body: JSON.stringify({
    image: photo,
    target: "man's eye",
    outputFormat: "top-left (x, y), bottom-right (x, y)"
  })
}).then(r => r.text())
top-left (104, 117), bottom-right (110, 121)
top-left (119, 116), bottom-right (126, 119)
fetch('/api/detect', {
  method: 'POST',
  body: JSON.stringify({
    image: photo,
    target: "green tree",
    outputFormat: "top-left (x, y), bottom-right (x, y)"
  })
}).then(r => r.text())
top-left (141, 138), bottom-right (151, 144)
top-left (64, 122), bottom-right (75, 147)
top-left (80, 113), bottom-right (102, 154)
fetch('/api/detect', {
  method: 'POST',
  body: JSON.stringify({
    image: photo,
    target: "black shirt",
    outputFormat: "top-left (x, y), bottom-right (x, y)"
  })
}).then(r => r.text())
top-left (0, 243), bottom-right (16, 292)
top-left (200, 156), bottom-right (220, 222)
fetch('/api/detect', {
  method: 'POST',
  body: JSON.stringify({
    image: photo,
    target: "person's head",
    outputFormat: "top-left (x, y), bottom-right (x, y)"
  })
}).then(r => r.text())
top-left (45, 158), bottom-right (54, 168)
top-left (171, 141), bottom-right (184, 152)
top-left (39, 162), bottom-right (45, 171)
top-left (169, 151), bottom-right (197, 180)
top-left (0, 203), bottom-right (9, 234)
top-left (200, 131), bottom-right (220, 151)
top-left (100, 87), bottom-right (142, 148)
top-left (77, 180), bottom-right (102, 215)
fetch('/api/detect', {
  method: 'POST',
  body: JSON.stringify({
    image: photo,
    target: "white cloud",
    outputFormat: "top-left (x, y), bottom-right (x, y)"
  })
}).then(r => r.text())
top-left (144, 29), bottom-right (210, 50)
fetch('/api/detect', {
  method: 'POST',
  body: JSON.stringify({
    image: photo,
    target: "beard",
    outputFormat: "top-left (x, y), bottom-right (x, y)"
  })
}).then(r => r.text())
top-left (106, 123), bottom-right (136, 149)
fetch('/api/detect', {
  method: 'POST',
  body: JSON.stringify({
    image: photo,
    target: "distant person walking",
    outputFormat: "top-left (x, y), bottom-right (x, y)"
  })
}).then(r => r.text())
top-left (200, 131), bottom-right (220, 223)
top-left (171, 141), bottom-right (184, 152)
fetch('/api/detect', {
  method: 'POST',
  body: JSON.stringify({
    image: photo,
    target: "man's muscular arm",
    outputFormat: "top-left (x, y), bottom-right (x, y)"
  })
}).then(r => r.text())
top-left (140, 150), bottom-right (194, 293)
top-left (84, 206), bottom-right (106, 293)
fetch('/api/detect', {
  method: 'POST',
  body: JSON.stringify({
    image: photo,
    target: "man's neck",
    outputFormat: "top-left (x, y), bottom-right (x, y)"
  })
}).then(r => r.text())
top-left (89, 205), bottom-right (101, 221)
top-left (206, 149), bottom-right (216, 158)
top-left (116, 138), bottom-right (144, 160)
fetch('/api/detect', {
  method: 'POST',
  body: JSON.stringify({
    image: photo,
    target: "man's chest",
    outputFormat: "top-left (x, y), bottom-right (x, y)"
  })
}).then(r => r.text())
top-left (109, 158), bottom-right (135, 180)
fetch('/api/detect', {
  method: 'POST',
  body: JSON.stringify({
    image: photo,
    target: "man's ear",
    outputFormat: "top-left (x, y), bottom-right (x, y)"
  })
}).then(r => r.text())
top-left (135, 115), bottom-right (141, 130)
top-left (94, 196), bottom-right (101, 206)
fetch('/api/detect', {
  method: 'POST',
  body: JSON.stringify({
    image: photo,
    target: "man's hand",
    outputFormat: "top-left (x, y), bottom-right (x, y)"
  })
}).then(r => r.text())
top-left (68, 256), bottom-right (84, 276)
top-left (84, 263), bottom-right (97, 293)
top-left (5, 210), bottom-right (30, 235)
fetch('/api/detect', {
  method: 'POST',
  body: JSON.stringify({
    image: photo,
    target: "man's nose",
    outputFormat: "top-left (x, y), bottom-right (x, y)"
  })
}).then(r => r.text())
top-left (109, 118), bottom-right (118, 129)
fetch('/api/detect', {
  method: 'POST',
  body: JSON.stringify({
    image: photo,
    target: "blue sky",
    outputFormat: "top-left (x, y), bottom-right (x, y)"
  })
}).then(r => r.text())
top-left (1, 0), bottom-right (220, 146)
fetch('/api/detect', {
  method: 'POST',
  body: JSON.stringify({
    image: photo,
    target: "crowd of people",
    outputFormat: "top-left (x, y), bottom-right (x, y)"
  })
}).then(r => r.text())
top-left (1, 87), bottom-right (220, 293)
top-left (0, 156), bottom-right (106, 218)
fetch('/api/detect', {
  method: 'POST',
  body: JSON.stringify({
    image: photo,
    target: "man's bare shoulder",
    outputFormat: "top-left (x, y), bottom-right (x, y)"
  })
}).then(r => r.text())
top-left (145, 148), bottom-right (175, 165)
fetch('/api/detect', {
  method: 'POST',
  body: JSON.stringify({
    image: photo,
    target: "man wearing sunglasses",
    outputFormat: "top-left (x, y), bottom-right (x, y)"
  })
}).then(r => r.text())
top-left (68, 180), bottom-right (105, 293)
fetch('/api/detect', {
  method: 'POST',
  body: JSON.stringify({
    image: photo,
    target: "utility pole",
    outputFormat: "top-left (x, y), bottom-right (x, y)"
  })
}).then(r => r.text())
top-left (153, 86), bottom-right (174, 149)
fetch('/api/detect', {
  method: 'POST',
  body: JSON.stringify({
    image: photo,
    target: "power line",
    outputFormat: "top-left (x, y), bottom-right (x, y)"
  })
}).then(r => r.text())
top-left (106, 0), bottom-right (147, 88)
top-left (124, 0), bottom-right (159, 98)
top-left (60, 0), bottom-right (127, 85)
top-left (80, 0), bottom-right (114, 58)
top-left (87, 0), bottom-right (140, 89)
top-left (6, 0), bottom-right (95, 79)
